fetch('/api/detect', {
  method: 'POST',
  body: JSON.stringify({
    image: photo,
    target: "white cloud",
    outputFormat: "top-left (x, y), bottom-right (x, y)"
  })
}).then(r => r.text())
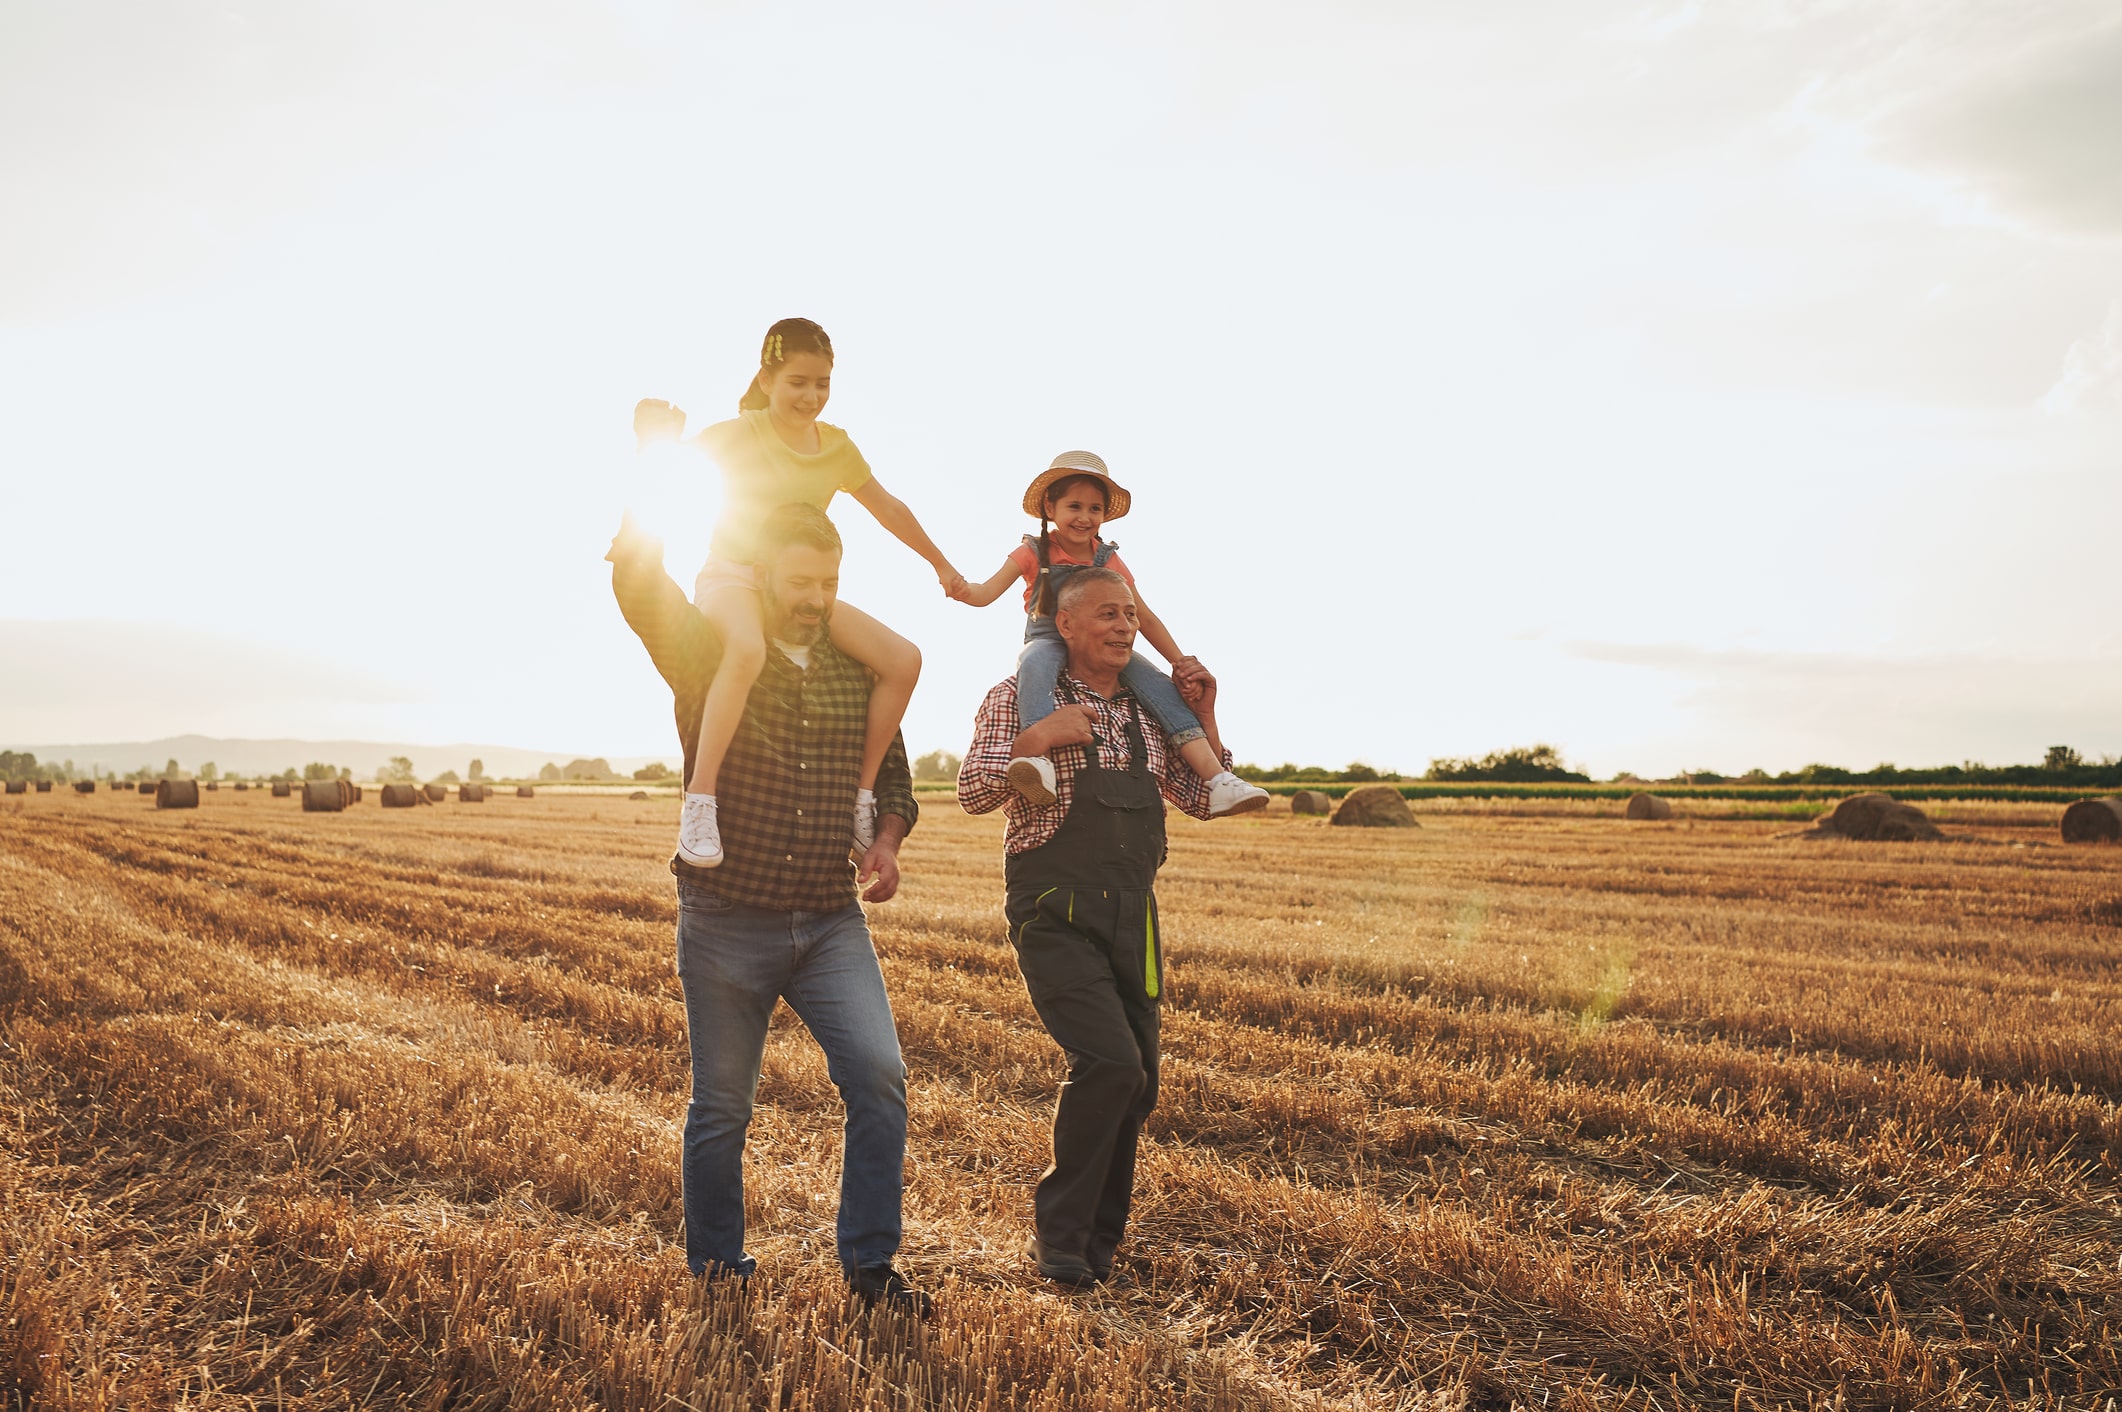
top-left (2041, 300), bottom-right (2122, 413)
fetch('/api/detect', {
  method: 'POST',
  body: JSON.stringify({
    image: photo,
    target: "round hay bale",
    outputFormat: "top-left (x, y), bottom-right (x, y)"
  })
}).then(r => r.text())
top-left (1330, 784), bottom-right (1418, 829)
top-left (155, 778), bottom-right (200, 809)
top-left (233, 781), bottom-right (249, 792)
top-left (1810, 793), bottom-right (1940, 842)
top-left (1289, 789), bottom-right (1332, 816)
top-left (3, 780), bottom-right (24, 795)
top-left (2060, 797), bottom-right (2122, 844)
top-left (379, 783), bottom-right (419, 808)
top-left (424, 783), bottom-right (447, 802)
top-left (35, 780), bottom-right (52, 793)
top-left (271, 780), bottom-right (292, 797)
top-left (205, 780), bottom-right (218, 791)
top-left (1625, 792), bottom-right (1673, 821)
top-left (629, 790), bottom-right (650, 801)
top-left (516, 785), bottom-right (535, 798)
top-left (74, 780), bottom-right (96, 793)
top-left (459, 783), bottom-right (487, 802)
top-left (302, 778), bottom-right (352, 813)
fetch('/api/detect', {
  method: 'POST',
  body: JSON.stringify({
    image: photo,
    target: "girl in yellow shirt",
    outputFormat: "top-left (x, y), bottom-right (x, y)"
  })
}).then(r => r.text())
top-left (636, 318), bottom-right (965, 868)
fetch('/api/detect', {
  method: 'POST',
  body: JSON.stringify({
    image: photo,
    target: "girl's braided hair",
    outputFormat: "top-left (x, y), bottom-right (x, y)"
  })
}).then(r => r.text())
top-left (739, 317), bottom-right (834, 412)
top-left (1032, 473), bottom-right (1111, 618)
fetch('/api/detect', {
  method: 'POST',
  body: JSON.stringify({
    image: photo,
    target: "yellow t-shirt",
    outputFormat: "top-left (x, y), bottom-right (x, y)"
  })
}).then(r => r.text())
top-left (695, 408), bottom-right (873, 564)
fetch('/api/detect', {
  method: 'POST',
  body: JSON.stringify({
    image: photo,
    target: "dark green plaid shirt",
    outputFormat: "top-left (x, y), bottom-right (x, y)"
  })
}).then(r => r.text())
top-left (609, 534), bottom-right (917, 911)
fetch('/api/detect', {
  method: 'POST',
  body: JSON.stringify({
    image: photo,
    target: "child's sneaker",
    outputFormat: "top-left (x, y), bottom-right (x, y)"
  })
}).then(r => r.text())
top-left (677, 794), bottom-right (723, 867)
top-left (1007, 756), bottom-right (1058, 806)
top-left (853, 788), bottom-right (877, 854)
top-left (1205, 772), bottom-right (1269, 818)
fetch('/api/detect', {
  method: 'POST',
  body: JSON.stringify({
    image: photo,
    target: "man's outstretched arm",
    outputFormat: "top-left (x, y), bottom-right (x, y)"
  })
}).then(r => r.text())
top-left (607, 523), bottom-right (724, 781)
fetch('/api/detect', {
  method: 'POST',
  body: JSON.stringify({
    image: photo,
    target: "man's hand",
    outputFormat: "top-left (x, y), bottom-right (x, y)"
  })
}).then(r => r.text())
top-left (1173, 655), bottom-right (1216, 704)
top-left (634, 398), bottom-right (688, 448)
top-left (941, 570), bottom-right (969, 600)
top-left (1012, 704), bottom-right (1097, 759)
top-left (858, 814), bottom-right (910, 903)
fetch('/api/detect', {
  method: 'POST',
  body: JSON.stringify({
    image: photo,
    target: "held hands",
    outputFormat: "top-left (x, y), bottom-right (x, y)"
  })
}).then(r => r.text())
top-left (939, 566), bottom-right (969, 601)
top-left (1173, 655), bottom-right (1217, 707)
top-left (633, 398), bottom-right (687, 449)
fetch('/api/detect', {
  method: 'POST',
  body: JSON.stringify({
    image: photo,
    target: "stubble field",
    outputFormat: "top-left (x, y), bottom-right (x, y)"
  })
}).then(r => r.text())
top-left (2, 789), bottom-right (2118, 1411)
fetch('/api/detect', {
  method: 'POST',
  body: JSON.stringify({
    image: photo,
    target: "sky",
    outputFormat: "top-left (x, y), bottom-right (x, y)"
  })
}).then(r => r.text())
top-left (3, 0), bottom-right (2118, 777)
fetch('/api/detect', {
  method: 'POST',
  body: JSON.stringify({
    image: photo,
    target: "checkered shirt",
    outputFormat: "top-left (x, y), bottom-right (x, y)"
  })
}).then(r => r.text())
top-left (958, 675), bottom-right (1228, 854)
top-left (609, 538), bottom-right (917, 910)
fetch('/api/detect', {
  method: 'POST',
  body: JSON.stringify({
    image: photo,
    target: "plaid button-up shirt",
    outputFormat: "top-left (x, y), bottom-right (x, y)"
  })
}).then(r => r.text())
top-left (958, 675), bottom-right (1227, 854)
top-left (609, 536), bottom-right (917, 911)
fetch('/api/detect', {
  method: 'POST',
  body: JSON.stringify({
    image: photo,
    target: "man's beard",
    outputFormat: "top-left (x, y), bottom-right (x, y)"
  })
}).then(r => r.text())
top-left (764, 592), bottom-right (831, 646)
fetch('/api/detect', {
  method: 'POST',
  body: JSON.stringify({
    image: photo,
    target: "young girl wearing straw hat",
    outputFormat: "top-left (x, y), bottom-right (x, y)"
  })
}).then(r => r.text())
top-left (953, 451), bottom-right (1268, 815)
top-left (635, 317), bottom-right (966, 868)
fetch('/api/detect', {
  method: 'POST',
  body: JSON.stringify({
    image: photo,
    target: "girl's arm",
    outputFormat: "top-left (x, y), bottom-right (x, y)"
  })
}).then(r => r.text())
top-left (1131, 588), bottom-right (1187, 665)
top-left (1133, 588), bottom-right (1214, 695)
top-left (956, 558), bottom-right (1024, 609)
top-left (849, 477), bottom-right (964, 595)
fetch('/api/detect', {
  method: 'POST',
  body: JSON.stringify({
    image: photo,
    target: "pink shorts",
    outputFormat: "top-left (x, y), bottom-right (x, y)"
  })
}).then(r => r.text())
top-left (692, 557), bottom-right (758, 606)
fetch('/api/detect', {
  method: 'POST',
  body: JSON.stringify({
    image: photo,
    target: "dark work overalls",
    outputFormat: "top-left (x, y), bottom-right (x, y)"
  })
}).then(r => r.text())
top-left (1002, 683), bottom-right (1166, 1273)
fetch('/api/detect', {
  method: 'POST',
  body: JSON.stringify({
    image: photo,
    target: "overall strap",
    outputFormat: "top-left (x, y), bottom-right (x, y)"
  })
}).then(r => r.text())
top-left (1091, 537), bottom-right (1118, 568)
top-left (1120, 693), bottom-right (1149, 776)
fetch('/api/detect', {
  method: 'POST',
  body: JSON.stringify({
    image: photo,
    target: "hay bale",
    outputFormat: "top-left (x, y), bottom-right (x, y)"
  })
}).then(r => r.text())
top-left (1808, 793), bottom-right (1941, 842)
top-left (35, 780), bottom-right (52, 793)
top-left (302, 778), bottom-right (353, 812)
top-left (516, 785), bottom-right (535, 798)
top-left (1330, 784), bottom-right (1418, 829)
top-left (380, 783), bottom-right (419, 808)
top-left (271, 780), bottom-right (292, 797)
top-left (205, 780), bottom-right (219, 791)
top-left (2061, 797), bottom-right (2122, 844)
top-left (1289, 790), bottom-right (1332, 816)
top-left (424, 783), bottom-right (447, 802)
top-left (155, 779), bottom-right (200, 809)
top-left (3, 780), bottom-right (24, 795)
top-left (1625, 792), bottom-right (1673, 821)
top-left (629, 790), bottom-right (650, 801)
top-left (459, 784), bottom-right (487, 802)
top-left (234, 781), bottom-right (249, 791)
top-left (74, 780), bottom-right (95, 793)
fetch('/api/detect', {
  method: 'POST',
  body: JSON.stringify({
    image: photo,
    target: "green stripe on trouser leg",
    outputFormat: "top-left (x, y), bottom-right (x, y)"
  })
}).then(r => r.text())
top-left (1143, 897), bottom-right (1158, 999)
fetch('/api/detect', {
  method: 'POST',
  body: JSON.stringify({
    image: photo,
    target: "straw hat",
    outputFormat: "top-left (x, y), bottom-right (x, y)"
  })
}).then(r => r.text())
top-left (1022, 450), bottom-right (1131, 521)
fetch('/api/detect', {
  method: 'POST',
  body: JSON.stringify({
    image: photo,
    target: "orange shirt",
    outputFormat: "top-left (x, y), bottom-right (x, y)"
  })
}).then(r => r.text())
top-left (1006, 539), bottom-right (1135, 612)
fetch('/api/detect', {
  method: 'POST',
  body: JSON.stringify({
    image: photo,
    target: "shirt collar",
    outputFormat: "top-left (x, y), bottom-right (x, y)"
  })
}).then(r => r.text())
top-left (1060, 672), bottom-right (1133, 704)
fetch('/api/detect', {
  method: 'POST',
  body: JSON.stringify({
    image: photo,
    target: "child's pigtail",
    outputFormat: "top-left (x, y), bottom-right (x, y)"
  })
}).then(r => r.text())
top-left (1035, 513), bottom-right (1056, 618)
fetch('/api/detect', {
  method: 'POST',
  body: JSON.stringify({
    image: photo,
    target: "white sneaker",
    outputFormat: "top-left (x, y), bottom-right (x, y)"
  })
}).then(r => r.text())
top-left (1205, 772), bottom-right (1269, 818)
top-left (677, 793), bottom-right (723, 868)
top-left (1007, 756), bottom-right (1058, 806)
top-left (852, 789), bottom-right (877, 854)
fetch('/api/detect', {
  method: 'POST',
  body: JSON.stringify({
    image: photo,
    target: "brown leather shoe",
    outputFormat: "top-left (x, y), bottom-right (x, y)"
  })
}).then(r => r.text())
top-left (1026, 1236), bottom-right (1098, 1288)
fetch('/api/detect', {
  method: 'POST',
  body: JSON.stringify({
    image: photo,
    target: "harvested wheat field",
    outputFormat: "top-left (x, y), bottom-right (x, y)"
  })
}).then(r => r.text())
top-left (2, 791), bottom-right (2119, 1410)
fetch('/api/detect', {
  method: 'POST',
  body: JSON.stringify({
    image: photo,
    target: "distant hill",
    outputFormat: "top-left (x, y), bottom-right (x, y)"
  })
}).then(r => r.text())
top-left (6, 735), bottom-right (675, 781)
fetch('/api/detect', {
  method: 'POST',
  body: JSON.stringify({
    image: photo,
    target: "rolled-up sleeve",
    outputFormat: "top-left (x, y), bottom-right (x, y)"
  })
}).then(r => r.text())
top-left (873, 729), bottom-right (919, 834)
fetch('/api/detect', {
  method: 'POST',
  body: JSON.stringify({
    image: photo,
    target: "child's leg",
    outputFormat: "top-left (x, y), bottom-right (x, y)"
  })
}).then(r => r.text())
top-left (1014, 633), bottom-right (1068, 736)
top-left (1118, 653), bottom-right (1223, 779)
top-left (690, 586), bottom-right (768, 795)
top-left (822, 602), bottom-right (921, 790)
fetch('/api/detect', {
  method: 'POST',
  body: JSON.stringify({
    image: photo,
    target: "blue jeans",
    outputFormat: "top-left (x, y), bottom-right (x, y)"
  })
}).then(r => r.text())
top-left (674, 882), bottom-right (907, 1277)
top-left (1016, 620), bottom-right (1206, 746)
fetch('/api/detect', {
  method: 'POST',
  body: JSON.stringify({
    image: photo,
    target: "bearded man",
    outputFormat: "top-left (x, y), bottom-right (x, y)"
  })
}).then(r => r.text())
top-left (607, 500), bottom-right (927, 1314)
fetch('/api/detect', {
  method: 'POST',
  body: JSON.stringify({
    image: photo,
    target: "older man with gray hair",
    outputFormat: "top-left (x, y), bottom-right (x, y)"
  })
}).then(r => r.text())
top-left (957, 565), bottom-right (1243, 1287)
